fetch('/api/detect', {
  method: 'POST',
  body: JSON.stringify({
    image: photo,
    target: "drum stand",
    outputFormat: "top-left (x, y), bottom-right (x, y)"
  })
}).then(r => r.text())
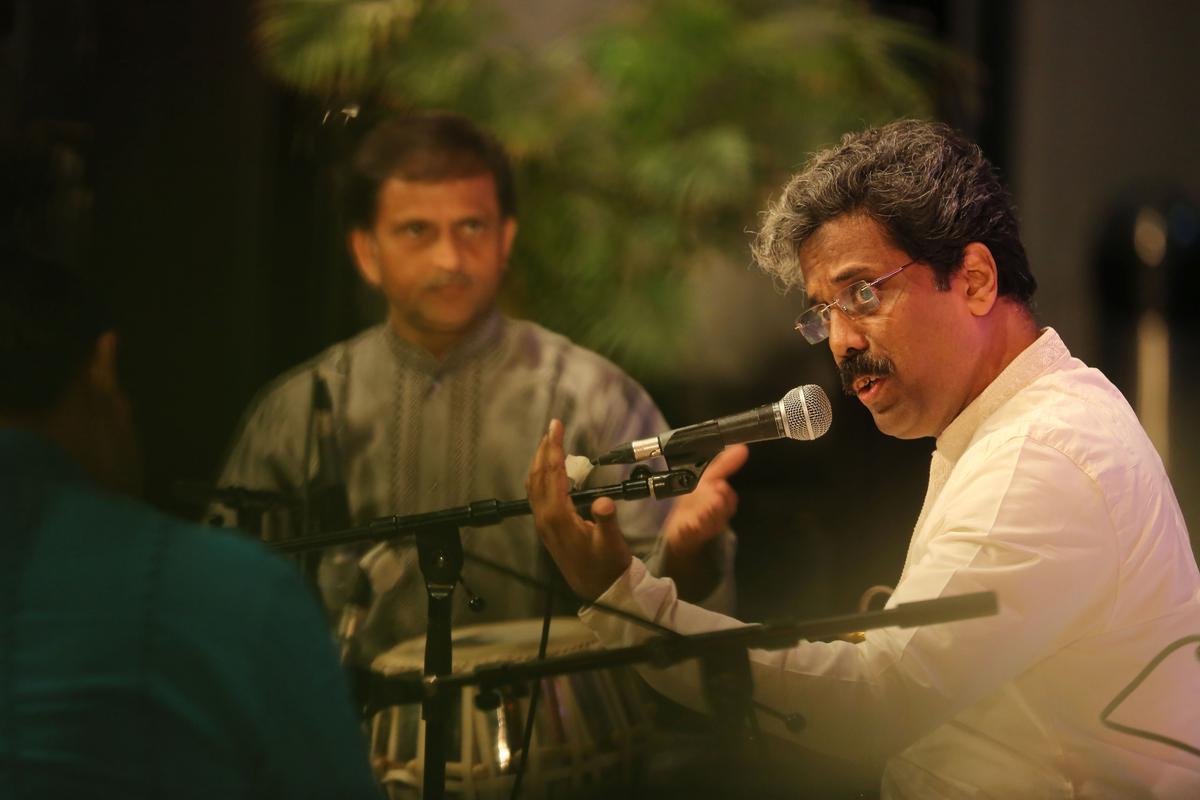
top-left (268, 463), bottom-right (727, 800)
top-left (414, 523), bottom-right (464, 800)
top-left (698, 642), bottom-right (761, 764)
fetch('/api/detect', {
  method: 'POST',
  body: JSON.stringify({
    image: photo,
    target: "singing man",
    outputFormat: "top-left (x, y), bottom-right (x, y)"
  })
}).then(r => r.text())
top-left (527, 119), bottom-right (1200, 798)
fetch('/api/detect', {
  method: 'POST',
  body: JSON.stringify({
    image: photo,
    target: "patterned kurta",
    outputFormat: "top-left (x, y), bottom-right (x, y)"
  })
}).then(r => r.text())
top-left (215, 311), bottom-right (735, 661)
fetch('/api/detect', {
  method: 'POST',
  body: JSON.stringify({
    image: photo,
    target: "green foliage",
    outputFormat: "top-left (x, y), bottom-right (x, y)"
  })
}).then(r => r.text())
top-left (255, 0), bottom-right (961, 379)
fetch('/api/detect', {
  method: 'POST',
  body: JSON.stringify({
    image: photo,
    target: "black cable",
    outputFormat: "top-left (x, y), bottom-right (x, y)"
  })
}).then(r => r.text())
top-left (507, 574), bottom-right (554, 800)
top-left (462, 550), bottom-right (802, 735)
top-left (463, 550), bottom-right (683, 639)
top-left (1099, 634), bottom-right (1200, 758)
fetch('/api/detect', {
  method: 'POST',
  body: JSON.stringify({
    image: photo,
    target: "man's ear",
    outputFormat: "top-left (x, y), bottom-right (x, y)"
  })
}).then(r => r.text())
top-left (500, 217), bottom-right (518, 267)
top-left (349, 229), bottom-right (383, 288)
top-left (960, 242), bottom-right (999, 317)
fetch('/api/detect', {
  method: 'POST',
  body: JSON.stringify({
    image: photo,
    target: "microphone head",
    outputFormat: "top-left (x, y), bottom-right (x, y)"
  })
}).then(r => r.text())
top-left (779, 385), bottom-right (832, 441)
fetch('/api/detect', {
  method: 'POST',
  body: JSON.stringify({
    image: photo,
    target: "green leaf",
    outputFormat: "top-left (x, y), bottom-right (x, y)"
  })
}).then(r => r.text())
top-left (254, 0), bottom-right (963, 380)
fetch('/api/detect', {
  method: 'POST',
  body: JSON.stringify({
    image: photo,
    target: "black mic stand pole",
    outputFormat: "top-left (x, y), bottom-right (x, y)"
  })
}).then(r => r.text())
top-left (698, 641), bottom-right (760, 765)
top-left (370, 590), bottom-right (1001, 711)
top-left (413, 523), bottom-right (462, 800)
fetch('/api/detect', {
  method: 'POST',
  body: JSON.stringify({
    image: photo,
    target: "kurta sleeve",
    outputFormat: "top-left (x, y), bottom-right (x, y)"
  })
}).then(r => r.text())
top-left (581, 435), bottom-right (1117, 762)
top-left (208, 376), bottom-right (313, 537)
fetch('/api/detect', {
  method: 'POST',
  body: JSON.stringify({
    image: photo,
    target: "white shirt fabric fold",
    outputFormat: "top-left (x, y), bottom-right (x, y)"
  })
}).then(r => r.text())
top-left (581, 328), bottom-right (1200, 798)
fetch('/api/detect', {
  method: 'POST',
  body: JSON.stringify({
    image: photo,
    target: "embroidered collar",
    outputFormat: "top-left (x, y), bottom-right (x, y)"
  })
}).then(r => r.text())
top-left (934, 327), bottom-right (1071, 464)
top-left (383, 308), bottom-right (507, 376)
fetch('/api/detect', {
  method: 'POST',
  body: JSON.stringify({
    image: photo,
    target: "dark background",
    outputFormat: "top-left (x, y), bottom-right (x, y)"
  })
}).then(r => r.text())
top-left (4, 0), bottom-right (1199, 623)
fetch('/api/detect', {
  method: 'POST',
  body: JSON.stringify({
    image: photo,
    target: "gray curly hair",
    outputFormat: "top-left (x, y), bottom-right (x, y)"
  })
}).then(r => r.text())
top-left (752, 119), bottom-right (1036, 307)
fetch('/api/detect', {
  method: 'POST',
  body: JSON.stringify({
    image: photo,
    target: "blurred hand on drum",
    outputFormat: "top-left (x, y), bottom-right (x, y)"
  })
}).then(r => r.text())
top-left (527, 419), bottom-right (632, 600)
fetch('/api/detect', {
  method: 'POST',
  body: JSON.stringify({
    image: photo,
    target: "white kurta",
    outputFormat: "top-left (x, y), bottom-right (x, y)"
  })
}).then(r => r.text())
top-left (582, 328), bottom-right (1200, 798)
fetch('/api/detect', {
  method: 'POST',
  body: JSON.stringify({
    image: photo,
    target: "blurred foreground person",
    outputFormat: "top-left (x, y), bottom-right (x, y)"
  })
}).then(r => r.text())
top-left (528, 120), bottom-right (1200, 798)
top-left (0, 250), bottom-right (381, 799)
top-left (216, 111), bottom-right (740, 664)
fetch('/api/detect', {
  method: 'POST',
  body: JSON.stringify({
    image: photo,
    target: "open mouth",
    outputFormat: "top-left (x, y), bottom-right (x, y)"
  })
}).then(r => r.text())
top-left (854, 376), bottom-right (885, 397)
top-left (839, 352), bottom-right (896, 399)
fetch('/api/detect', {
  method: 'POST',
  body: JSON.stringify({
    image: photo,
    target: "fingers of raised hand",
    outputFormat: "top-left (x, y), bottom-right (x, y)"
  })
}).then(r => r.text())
top-left (590, 497), bottom-right (622, 541)
top-left (671, 481), bottom-right (737, 542)
top-left (713, 481), bottom-right (738, 516)
top-left (704, 443), bottom-right (749, 481)
top-left (527, 420), bottom-right (579, 538)
top-left (528, 421), bottom-right (567, 493)
top-left (529, 420), bottom-right (562, 480)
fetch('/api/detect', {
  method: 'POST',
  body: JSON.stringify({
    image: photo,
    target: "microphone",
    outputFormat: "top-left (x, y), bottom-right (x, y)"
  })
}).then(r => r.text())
top-left (310, 375), bottom-right (352, 534)
top-left (309, 375), bottom-right (371, 664)
top-left (593, 384), bottom-right (832, 467)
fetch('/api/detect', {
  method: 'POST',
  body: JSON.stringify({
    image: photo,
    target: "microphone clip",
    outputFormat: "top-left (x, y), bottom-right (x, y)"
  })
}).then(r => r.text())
top-left (632, 462), bottom-right (709, 500)
top-left (658, 423), bottom-right (725, 469)
top-left (591, 422), bottom-right (724, 469)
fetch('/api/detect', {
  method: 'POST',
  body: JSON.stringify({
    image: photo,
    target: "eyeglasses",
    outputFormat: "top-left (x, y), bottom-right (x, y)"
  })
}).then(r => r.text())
top-left (793, 260), bottom-right (916, 344)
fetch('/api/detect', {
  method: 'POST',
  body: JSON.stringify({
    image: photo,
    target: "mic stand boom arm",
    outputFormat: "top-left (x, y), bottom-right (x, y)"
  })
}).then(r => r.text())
top-left (369, 591), bottom-right (1000, 719)
top-left (266, 463), bottom-right (707, 557)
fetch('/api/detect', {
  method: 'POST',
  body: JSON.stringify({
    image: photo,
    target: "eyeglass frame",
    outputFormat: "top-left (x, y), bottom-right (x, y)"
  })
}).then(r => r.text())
top-left (793, 259), bottom-right (917, 344)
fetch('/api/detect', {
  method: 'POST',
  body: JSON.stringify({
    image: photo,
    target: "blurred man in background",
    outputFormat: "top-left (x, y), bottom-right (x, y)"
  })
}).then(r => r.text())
top-left (528, 120), bottom-right (1200, 798)
top-left (0, 248), bottom-right (381, 799)
top-left (216, 111), bottom-right (742, 663)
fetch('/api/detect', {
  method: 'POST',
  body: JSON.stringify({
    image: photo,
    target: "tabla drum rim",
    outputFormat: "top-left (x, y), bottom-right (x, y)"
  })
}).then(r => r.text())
top-left (370, 616), bottom-right (599, 676)
top-left (367, 616), bottom-right (653, 799)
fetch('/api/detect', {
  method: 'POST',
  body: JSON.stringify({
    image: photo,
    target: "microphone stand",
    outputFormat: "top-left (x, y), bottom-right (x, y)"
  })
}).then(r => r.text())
top-left (413, 523), bottom-right (460, 800)
top-left (267, 465), bottom-right (702, 558)
top-left (368, 591), bottom-right (1000, 730)
top-left (268, 463), bottom-right (708, 800)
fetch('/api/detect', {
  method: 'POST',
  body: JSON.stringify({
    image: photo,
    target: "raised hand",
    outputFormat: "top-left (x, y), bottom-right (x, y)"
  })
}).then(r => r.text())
top-left (526, 419), bottom-right (632, 600)
top-left (663, 443), bottom-right (747, 551)
top-left (659, 443), bottom-right (748, 600)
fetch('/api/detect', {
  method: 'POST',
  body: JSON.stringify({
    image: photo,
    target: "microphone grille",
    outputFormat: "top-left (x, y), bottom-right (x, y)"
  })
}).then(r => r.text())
top-left (779, 385), bottom-right (832, 441)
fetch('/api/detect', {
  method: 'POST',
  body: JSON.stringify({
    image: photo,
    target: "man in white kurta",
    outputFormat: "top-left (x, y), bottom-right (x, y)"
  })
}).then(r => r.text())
top-left (526, 120), bottom-right (1200, 797)
top-left (581, 328), bottom-right (1200, 797)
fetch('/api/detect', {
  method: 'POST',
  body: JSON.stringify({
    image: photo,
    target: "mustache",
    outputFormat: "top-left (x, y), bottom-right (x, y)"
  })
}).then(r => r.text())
top-left (423, 271), bottom-right (473, 291)
top-left (839, 351), bottom-right (895, 396)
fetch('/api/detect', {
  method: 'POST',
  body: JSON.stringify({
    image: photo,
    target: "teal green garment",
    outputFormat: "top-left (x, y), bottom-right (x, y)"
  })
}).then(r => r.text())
top-left (0, 430), bottom-right (383, 799)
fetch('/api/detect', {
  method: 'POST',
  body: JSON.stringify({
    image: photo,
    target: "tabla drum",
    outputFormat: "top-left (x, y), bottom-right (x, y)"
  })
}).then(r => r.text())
top-left (367, 617), bottom-right (652, 799)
